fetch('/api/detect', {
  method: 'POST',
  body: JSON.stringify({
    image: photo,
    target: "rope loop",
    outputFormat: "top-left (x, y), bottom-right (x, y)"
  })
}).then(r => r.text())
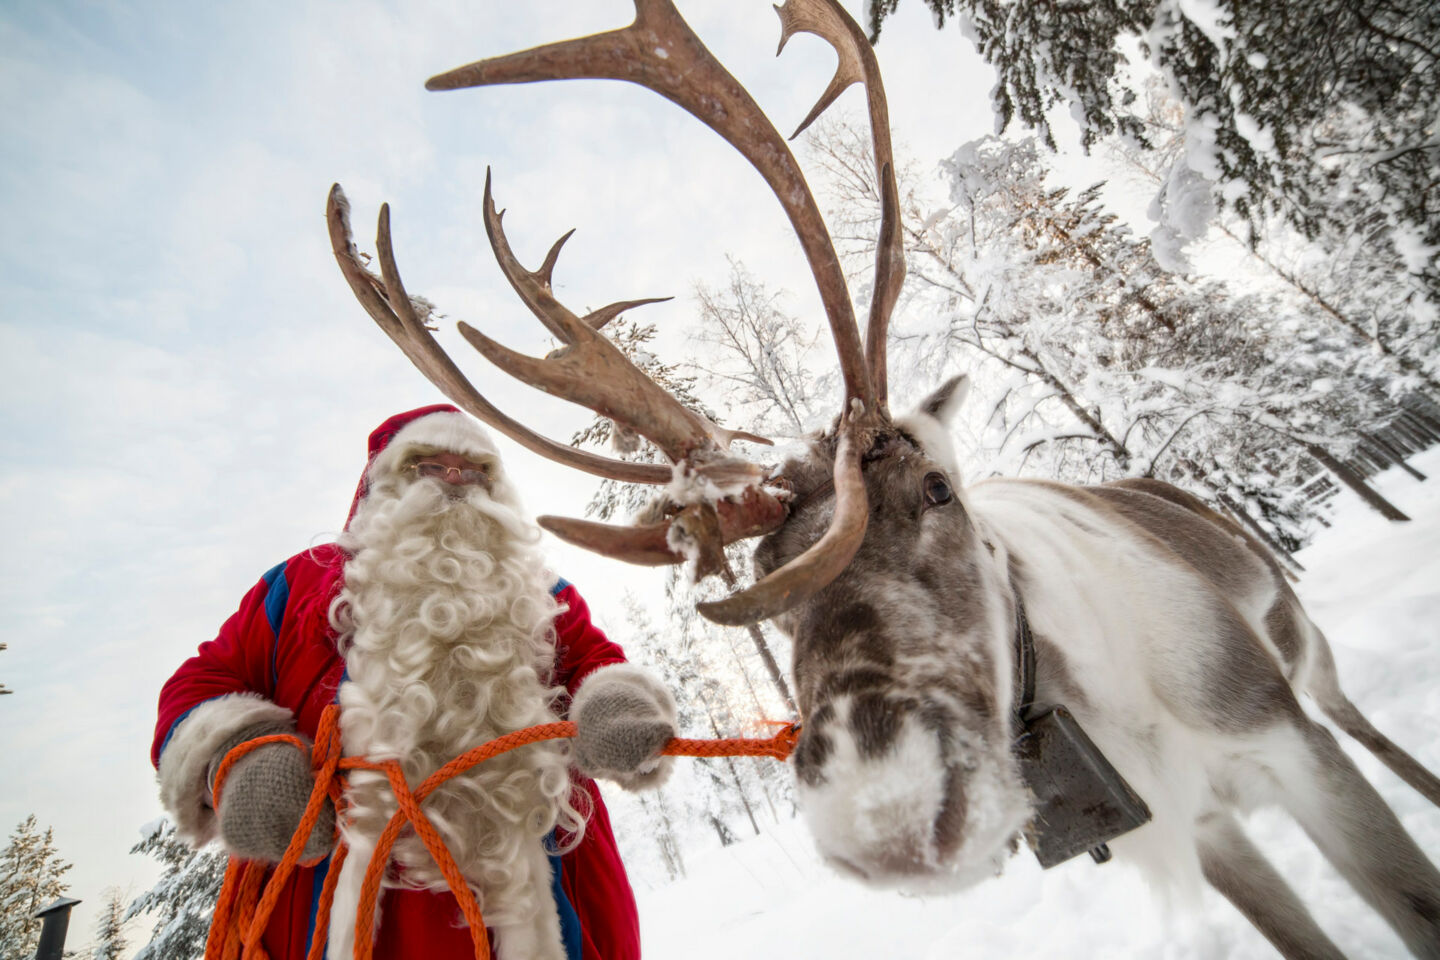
top-left (205, 705), bottom-right (798, 960)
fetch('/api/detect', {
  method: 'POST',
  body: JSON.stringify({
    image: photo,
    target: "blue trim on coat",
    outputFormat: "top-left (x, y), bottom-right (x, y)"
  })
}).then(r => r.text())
top-left (550, 577), bottom-right (571, 596)
top-left (158, 700), bottom-right (204, 759)
top-left (305, 853), bottom-right (332, 957)
top-left (547, 833), bottom-right (583, 960)
top-left (262, 561), bottom-right (289, 689)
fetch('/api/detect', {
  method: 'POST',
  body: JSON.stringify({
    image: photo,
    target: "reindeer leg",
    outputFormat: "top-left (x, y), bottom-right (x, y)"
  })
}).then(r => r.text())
top-left (1302, 631), bottom-right (1440, 807)
top-left (1279, 720), bottom-right (1440, 959)
top-left (1197, 811), bottom-right (1348, 960)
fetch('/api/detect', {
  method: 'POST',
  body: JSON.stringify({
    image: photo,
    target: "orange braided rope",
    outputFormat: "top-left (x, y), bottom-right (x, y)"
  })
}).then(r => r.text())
top-left (205, 703), bottom-right (799, 960)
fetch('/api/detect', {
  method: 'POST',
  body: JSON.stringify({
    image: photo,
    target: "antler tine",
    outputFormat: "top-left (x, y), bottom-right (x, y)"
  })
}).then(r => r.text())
top-left (327, 183), bottom-right (671, 484)
top-left (776, 0), bottom-right (904, 411)
top-left (476, 173), bottom-right (771, 464)
top-left (427, 0), bottom-right (876, 415)
top-left (481, 172), bottom-right (770, 430)
top-left (482, 171), bottom-right (597, 347)
top-left (583, 298), bottom-right (673, 332)
top-left (696, 417), bottom-right (869, 625)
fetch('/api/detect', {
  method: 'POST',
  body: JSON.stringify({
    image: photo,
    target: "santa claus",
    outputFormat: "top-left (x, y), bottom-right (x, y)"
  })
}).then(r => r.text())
top-left (151, 404), bottom-right (677, 960)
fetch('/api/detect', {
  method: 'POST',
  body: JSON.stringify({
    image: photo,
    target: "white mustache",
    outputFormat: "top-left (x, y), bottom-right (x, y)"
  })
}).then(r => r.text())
top-left (347, 472), bottom-right (541, 553)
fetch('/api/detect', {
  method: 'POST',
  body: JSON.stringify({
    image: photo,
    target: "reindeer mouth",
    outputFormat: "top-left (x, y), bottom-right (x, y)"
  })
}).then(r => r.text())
top-left (794, 704), bottom-right (1030, 891)
top-left (819, 767), bottom-right (972, 884)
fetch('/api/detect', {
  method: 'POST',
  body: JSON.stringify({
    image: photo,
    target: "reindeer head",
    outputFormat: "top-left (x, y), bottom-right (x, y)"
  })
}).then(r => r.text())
top-left (756, 376), bottom-right (1031, 887)
top-left (328, 0), bottom-right (1031, 891)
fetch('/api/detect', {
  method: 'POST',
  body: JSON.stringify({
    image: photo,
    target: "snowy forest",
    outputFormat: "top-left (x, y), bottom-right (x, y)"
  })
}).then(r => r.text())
top-left (563, 0), bottom-right (1438, 892)
top-left (3, 0), bottom-right (1435, 956)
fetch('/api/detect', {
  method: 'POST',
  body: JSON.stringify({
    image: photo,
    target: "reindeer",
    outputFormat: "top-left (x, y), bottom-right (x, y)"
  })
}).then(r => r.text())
top-left (324, 1), bottom-right (1440, 956)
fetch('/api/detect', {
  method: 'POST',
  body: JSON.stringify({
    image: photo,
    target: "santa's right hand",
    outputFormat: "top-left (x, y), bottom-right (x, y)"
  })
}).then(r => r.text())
top-left (212, 736), bottom-right (335, 863)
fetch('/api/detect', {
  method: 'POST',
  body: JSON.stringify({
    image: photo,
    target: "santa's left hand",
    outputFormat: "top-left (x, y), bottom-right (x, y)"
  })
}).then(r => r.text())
top-left (570, 664), bottom-right (677, 790)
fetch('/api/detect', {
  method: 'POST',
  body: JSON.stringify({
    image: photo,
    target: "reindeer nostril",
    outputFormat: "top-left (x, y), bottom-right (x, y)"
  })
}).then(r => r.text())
top-left (933, 767), bottom-right (970, 859)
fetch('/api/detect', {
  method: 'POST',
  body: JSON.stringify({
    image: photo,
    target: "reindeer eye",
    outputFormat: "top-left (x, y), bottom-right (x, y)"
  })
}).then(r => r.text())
top-left (923, 472), bottom-right (953, 507)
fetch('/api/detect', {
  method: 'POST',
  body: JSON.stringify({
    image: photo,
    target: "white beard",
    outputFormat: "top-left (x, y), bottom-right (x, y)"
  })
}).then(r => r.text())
top-left (325, 476), bottom-right (584, 960)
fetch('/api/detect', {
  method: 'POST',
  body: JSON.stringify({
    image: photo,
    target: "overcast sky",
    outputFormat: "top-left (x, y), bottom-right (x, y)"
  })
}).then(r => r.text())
top-left (0, 0), bottom-right (1131, 942)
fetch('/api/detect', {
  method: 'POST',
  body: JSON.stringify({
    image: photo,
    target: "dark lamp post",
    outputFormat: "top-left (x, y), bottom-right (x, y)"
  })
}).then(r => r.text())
top-left (32, 897), bottom-right (82, 960)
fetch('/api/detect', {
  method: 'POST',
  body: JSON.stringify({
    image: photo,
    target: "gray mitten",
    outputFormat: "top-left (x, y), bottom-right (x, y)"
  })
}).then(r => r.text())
top-left (571, 664), bottom-right (678, 790)
top-left (208, 721), bottom-right (335, 863)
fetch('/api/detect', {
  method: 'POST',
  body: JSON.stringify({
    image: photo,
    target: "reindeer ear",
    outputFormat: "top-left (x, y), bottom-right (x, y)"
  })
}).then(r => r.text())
top-left (919, 374), bottom-right (970, 424)
top-left (897, 375), bottom-right (969, 474)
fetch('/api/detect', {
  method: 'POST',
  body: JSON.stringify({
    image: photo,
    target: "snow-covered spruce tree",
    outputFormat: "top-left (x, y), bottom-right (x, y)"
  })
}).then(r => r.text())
top-left (126, 819), bottom-right (227, 960)
top-left (812, 122), bottom-right (1354, 546)
top-left (625, 789), bottom-right (689, 883)
top-left (869, 0), bottom-right (1439, 347)
top-left (947, 135), bottom-right (1413, 540)
top-left (670, 608), bottom-right (793, 845)
top-left (606, 593), bottom-right (792, 869)
top-left (575, 313), bottom-right (804, 873)
top-left (1113, 81), bottom-right (1440, 401)
top-left (819, 121), bottom-right (1125, 465)
top-left (602, 595), bottom-right (694, 880)
top-left (90, 888), bottom-right (129, 960)
top-left (1104, 85), bottom-right (1433, 521)
top-left (0, 814), bottom-right (73, 959)
top-left (671, 566), bottom-right (797, 816)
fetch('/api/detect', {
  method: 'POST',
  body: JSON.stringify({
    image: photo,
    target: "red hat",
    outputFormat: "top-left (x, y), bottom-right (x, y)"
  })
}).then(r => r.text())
top-left (345, 404), bottom-right (501, 526)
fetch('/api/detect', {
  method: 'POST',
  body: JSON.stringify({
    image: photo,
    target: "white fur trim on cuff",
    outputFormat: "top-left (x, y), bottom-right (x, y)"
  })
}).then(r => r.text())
top-left (157, 692), bottom-right (294, 846)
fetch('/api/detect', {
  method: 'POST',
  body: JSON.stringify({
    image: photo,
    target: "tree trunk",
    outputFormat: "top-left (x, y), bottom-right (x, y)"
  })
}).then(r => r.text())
top-left (1364, 432), bottom-right (1427, 481)
top-left (700, 688), bottom-right (762, 837)
top-left (1386, 416), bottom-right (1428, 454)
top-left (644, 793), bottom-right (686, 880)
top-left (743, 623), bottom-right (795, 714)
top-left (721, 566), bottom-right (796, 713)
top-left (709, 816), bottom-right (736, 847)
top-left (1306, 443), bottom-right (1411, 521)
top-left (1403, 400), bottom-right (1440, 440)
top-left (1015, 347), bottom-right (1134, 469)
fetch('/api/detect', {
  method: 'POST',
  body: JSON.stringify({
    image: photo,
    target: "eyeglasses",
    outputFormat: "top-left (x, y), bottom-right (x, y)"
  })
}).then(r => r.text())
top-left (404, 460), bottom-right (491, 484)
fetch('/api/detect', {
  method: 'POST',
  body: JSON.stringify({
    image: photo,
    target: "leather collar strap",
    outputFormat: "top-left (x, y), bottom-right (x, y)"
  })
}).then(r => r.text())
top-left (1013, 591), bottom-right (1036, 731)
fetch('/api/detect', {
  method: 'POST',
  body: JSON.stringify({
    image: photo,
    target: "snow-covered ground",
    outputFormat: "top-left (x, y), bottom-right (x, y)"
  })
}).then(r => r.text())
top-left (635, 449), bottom-right (1440, 959)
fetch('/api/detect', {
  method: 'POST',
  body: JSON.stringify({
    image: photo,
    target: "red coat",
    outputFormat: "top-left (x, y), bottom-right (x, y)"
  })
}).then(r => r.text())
top-left (152, 543), bottom-right (641, 960)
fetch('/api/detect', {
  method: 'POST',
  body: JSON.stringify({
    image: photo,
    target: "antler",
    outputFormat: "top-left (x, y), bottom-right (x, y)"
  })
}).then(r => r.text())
top-left (327, 184), bottom-right (669, 484)
top-left (335, 0), bottom-right (906, 624)
top-left (427, 0), bottom-right (879, 416)
top-left (775, 0), bottom-right (904, 411)
top-left (468, 171), bottom-right (772, 463)
top-left (331, 177), bottom-right (798, 570)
